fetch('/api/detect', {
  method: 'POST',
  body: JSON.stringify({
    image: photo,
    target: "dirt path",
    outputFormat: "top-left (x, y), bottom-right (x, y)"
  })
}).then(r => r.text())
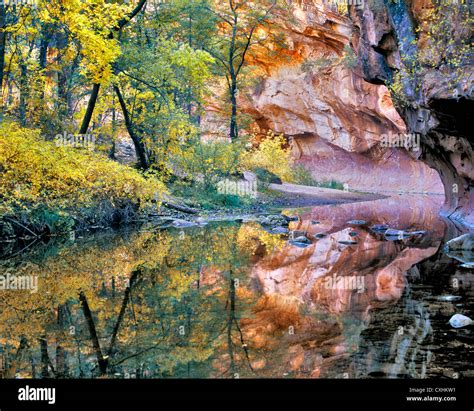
top-left (266, 183), bottom-right (384, 207)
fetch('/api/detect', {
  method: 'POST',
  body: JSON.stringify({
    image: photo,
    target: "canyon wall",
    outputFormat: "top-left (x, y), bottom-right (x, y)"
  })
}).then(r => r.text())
top-left (236, 0), bottom-right (444, 194)
top-left (350, 0), bottom-right (473, 226)
top-left (204, 0), bottom-right (473, 226)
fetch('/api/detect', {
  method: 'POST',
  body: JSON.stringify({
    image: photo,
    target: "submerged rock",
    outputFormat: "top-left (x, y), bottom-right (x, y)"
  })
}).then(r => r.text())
top-left (445, 234), bottom-right (474, 266)
top-left (371, 224), bottom-right (389, 233)
top-left (436, 295), bottom-right (462, 302)
top-left (445, 234), bottom-right (474, 251)
top-left (410, 230), bottom-right (427, 236)
top-left (449, 314), bottom-right (473, 328)
top-left (347, 220), bottom-right (366, 226)
top-left (288, 240), bottom-right (310, 248)
top-left (338, 240), bottom-right (358, 245)
top-left (293, 236), bottom-right (311, 244)
top-left (272, 227), bottom-right (289, 235)
top-left (384, 229), bottom-right (411, 239)
top-left (260, 215), bottom-right (289, 226)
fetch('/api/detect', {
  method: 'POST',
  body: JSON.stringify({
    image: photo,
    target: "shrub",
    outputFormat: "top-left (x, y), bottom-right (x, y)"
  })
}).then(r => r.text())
top-left (171, 138), bottom-right (243, 188)
top-left (240, 131), bottom-right (294, 182)
top-left (0, 122), bottom-right (166, 235)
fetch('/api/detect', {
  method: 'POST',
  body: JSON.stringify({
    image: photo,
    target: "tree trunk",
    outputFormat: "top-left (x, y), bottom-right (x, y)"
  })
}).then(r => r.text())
top-left (107, 269), bottom-right (139, 358)
top-left (38, 27), bottom-right (51, 107)
top-left (56, 305), bottom-right (67, 378)
top-left (229, 78), bottom-right (238, 141)
top-left (77, 0), bottom-right (147, 134)
top-left (79, 291), bottom-right (108, 375)
top-left (79, 83), bottom-right (100, 134)
top-left (40, 336), bottom-right (49, 378)
top-left (114, 85), bottom-right (149, 169)
top-left (55, 29), bottom-right (71, 121)
top-left (226, 275), bottom-right (236, 375)
top-left (19, 64), bottom-right (27, 126)
top-left (5, 337), bottom-right (27, 378)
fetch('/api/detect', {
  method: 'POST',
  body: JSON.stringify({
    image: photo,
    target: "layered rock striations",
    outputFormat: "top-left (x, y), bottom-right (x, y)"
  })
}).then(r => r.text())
top-left (212, 0), bottom-right (472, 225)
top-left (237, 0), bottom-right (444, 194)
top-left (349, 0), bottom-right (473, 226)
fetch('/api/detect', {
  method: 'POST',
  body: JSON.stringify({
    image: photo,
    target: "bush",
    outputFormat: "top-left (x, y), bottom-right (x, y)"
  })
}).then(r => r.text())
top-left (171, 138), bottom-right (243, 188)
top-left (0, 122), bottom-right (167, 235)
top-left (253, 168), bottom-right (282, 185)
top-left (240, 132), bottom-right (294, 182)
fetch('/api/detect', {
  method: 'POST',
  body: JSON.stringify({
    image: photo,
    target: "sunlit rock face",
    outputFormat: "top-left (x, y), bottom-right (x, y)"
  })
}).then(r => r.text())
top-left (239, 0), bottom-right (443, 194)
top-left (350, 0), bottom-right (474, 226)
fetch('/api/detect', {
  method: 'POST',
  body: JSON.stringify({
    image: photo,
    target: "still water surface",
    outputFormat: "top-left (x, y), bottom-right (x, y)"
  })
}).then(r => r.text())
top-left (0, 195), bottom-right (472, 379)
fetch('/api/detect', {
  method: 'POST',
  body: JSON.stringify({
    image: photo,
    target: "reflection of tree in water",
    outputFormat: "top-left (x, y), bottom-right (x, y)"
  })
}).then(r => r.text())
top-left (0, 223), bottom-right (270, 379)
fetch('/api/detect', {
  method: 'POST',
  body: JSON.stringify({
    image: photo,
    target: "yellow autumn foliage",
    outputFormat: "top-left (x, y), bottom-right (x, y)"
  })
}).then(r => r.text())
top-left (237, 222), bottom-right (285, 255)
top-left (239, 131), bottom-right (294, 182)
top-left (0, 122), bottom-right (166, 216)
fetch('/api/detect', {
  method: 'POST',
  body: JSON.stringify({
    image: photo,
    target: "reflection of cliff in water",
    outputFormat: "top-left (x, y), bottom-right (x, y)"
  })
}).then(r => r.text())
top-left (356, 239), bottom-right (474, 379)
top-left (243, 195), bottom-right (472, 378)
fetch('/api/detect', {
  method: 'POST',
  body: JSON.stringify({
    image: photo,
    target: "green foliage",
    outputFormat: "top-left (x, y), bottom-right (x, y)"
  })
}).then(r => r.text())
top-left (387, 70), bottom-right (411, 108)
top-left (388, 0), bottom-right (472, 108)
top-left (171, 138), bottom-right (243, 187)
top-left (290, 164), bottom-right (317, 186)
top-left (418, 1), bottom-right (472, 70)
top-left (290, 164), bottom-right (345, 190)
top-left (341, 45), bottom-right (358, 70)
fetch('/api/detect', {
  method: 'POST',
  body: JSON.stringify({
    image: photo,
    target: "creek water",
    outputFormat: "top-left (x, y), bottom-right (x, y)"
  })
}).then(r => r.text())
top-left (0, 194), bottom-right (472, 379)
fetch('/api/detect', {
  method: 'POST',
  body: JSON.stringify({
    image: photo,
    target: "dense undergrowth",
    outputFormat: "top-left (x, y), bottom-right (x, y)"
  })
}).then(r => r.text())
top-left (0, 123), bottom-right (166, 238)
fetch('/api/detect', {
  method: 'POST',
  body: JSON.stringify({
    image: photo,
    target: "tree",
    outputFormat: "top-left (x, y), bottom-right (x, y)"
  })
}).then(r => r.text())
top-left (0, 3), bottom-right (6, 117)
top-left (77, 0), bottom-right (148, 135)
top-left (205, 0), bottom-right (283, 141)
top-left (113, 0), bottom-right (214, 173)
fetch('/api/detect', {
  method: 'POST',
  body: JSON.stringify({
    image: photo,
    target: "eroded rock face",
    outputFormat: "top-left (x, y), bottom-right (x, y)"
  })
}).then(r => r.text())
top-left (349, 0), bottom-right (473, 226)
top-left (236, 0), bottom-right (444, 194)
top-left (203, 0), bottom-right (471, 221)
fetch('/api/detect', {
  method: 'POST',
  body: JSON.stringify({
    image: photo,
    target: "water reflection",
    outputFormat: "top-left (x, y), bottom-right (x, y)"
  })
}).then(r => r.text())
top-left (0, 195), bottom-right (472, 379)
